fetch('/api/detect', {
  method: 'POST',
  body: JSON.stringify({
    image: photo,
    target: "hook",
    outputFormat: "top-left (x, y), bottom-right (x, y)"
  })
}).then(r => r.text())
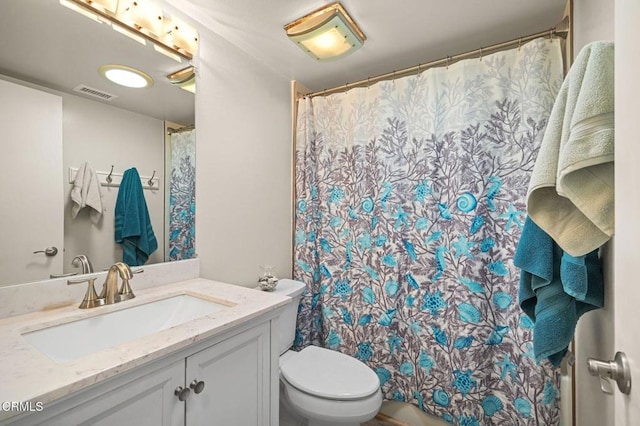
top-left (106, 165), bottom-right (114, 184)
top-left (344, 82), bottom-right (349, 93)
top-left (148, 170), bottom-right (156, 187)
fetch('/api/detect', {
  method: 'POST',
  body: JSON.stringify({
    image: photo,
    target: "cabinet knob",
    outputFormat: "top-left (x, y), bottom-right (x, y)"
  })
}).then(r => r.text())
top-left (174, 386), bottom-right (190, 401)
top-left (190, 379), bottom-right (205, 394)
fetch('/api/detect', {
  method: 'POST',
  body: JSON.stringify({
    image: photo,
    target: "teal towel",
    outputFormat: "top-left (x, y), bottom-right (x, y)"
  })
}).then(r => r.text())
top-left (515, 217), bottom-right (603, 366)
top-left (114, 168), bottom-right (158, 266)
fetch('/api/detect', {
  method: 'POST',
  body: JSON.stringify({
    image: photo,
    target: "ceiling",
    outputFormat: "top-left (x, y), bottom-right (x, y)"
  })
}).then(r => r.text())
top-left (0, 0), bottom-right (566, 122)
top-left (171, 0), bottom-right (567, 92)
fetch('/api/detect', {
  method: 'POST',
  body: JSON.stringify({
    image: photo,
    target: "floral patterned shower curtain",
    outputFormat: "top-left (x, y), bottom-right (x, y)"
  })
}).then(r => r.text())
top-left (168, 128), bottom-right (196, 260)
top-left (294, 38), bottom-right (564, 425)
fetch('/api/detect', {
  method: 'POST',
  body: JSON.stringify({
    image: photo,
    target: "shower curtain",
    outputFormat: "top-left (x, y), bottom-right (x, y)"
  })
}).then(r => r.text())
top-left (168, 128), bottom-right (196, 260)
top-left (294, 38), bottom-right (564, 425)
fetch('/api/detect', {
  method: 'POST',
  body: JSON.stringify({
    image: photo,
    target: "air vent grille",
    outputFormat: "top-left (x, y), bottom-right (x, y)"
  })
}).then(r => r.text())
top-left (72, 84), bottom-right (118, 101)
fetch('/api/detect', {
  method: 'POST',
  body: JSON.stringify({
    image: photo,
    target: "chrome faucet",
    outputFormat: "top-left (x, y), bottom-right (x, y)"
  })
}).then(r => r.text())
top-left (72, 254), bottom-right (94, 274)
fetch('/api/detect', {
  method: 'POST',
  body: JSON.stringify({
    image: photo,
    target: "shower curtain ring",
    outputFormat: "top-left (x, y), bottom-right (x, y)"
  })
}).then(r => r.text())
top-left (549, 28), bottom-right (554, 40)
top-left (479, 47), bottom-right (483, 61)
top-left (367, 77), bottom-right (371, 88)
top-left (518, 38), bottom-right (522, 51)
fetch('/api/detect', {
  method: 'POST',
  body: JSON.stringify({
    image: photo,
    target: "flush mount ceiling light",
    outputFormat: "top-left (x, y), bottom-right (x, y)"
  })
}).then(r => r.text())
top-left (99, 64), bottom-right (153, 88)
top-left (284, 2), bottom-right (366, 61)
top-left (167, 66), bottom-right (196, 94)
top-left (59, 0), bottom-right (198, 62)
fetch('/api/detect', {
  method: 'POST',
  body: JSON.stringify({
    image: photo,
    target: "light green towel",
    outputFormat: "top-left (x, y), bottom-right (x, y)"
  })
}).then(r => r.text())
top-left (527, 41), bottom-right (614, 256)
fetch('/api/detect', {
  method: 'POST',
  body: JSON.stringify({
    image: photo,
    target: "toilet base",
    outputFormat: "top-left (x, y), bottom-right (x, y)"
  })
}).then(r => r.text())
top-left (279, 379), bottom-right (381, 426)
top-left (279, 383), bottom-right (306, 426)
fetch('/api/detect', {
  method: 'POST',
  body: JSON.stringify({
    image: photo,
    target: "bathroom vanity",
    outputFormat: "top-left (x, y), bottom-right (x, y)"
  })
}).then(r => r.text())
top-left (0, 270), bottom-right (290, 425)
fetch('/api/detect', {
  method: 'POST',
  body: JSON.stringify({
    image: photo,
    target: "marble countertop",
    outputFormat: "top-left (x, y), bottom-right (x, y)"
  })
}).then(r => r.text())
top-left (0, 278), bottom-right (290, 422)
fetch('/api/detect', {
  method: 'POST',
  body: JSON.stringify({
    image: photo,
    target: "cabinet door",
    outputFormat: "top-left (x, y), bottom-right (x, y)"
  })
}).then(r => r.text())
top-left (22, 359), bottom-right (185, 426)
top-left (186, 322), bottom-right (270, 426)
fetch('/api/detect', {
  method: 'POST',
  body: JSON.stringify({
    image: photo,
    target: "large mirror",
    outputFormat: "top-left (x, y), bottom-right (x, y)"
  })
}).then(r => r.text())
top-left (0, 0), bottom-right (196, 287)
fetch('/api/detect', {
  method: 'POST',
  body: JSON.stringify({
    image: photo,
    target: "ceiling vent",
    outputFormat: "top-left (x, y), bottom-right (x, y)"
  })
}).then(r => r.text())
top-left (72, 84), bottom-right (118, 101)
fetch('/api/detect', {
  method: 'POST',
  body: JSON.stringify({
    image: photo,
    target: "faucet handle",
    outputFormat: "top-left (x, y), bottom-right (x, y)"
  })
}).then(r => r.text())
top-left (114, 262), bottom-right (136, 301)
top-left (71, 255), bottom-right (94, 274)
top-left (68, 276), bottom-right (105, 309)
top-left (119, 276), bottom-right (136, 301)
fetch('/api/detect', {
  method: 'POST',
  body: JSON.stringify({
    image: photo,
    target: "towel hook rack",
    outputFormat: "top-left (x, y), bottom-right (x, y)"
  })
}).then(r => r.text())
top-left (106, 165), bottom-right (114, 184)
top-left (148, 170), bottom-right (156, 187)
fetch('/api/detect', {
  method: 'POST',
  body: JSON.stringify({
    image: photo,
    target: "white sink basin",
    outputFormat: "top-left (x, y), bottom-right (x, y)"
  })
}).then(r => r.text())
top-left (22, 294), bottom-right (233, 362)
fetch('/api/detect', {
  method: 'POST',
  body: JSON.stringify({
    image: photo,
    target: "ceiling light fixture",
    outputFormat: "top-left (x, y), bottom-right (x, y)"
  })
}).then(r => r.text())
top-left (167, 66), bottom-right (196, 94)
top-left (284, 2), bottom-right (366, 61)
top-left (59, 0), bottom-right (198, 62)
top-left (99, 64), bottom-right (153, 88)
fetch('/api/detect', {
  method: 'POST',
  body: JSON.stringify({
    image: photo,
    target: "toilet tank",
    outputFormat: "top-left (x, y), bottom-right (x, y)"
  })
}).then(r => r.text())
top-left (269, 279), bottom-right (306, 355)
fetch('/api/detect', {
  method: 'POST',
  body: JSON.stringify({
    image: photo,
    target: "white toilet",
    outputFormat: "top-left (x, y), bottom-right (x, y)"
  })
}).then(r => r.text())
top-left (272, 279), bottom-right (383, 426)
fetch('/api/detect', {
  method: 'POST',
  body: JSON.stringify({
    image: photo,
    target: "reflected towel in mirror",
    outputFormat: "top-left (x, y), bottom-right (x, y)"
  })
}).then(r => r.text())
top-left (70, 161), bottom-right (104, 224)
top-left (114, 167), bottom-right (158, 266)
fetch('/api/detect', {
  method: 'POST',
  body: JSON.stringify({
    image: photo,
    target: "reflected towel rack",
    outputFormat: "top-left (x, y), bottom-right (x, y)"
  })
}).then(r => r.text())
top-left (68, 166), bottom-right (160, 190)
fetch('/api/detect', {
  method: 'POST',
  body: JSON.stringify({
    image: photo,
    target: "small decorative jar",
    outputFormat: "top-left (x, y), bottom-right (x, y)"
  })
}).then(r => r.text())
top-left (258, 265), bottom-right (278, 291)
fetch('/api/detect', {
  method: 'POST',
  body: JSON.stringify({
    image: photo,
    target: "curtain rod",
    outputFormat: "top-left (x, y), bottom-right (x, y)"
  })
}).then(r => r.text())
top-left (305, 18), bottom-right (570, 98)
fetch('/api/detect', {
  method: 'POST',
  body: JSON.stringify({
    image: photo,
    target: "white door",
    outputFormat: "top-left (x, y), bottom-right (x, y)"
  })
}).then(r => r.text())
top-left (576, 1), bottom-right (640, 424)
top-left (612, 0), bottom-right (640, 423)
top-left (0, 78), bottom-right (63, 285)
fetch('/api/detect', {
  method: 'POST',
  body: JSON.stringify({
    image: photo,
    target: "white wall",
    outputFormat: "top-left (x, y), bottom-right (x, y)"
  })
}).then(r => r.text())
top-left (572, 1), bottom-right (615, 425)
top-left (63, 94), bottom-right (166, 272)
top-left (193, 27), bottom-right (292, 287)
top-left (573, 0), bottom-right (615, 53)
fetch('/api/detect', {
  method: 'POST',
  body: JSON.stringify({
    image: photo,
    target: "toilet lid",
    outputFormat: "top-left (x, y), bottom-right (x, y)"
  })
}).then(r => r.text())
top-left (280, 346), bottom-right (380, 400)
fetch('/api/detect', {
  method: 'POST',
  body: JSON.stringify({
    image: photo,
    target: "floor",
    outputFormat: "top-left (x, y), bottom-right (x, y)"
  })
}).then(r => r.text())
top-left (363, 402), bottom-right (449, 426)
top-left (363, 413), bottom-right (411, 426)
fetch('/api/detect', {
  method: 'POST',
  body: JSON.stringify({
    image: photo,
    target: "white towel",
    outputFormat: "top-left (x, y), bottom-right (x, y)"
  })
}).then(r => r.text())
top-left (71, 162), bottom-right (104, 224)
top-left (527, 41), bottom-right (614, 256)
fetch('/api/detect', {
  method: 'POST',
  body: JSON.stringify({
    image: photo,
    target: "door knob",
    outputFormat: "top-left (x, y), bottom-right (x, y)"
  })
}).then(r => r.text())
top-left (33, 246), bottom-right (58, 257)
top-left (190, 379), bottom-right (205, 394)
top-left (174, 386), bottom-right (190, 401)
top-left (587, 351), bottom-right (632, 395)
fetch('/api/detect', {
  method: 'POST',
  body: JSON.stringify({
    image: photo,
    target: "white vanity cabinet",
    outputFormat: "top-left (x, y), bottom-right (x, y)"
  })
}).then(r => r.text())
top-left (185, 321), bottom-right (271, 425)
top-left (6, 320), bottom-right (274, 426)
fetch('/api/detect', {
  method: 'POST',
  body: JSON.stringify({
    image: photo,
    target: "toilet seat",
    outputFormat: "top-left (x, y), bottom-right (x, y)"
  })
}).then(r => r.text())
top-left (280, 346), bottom-right (380, 400)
